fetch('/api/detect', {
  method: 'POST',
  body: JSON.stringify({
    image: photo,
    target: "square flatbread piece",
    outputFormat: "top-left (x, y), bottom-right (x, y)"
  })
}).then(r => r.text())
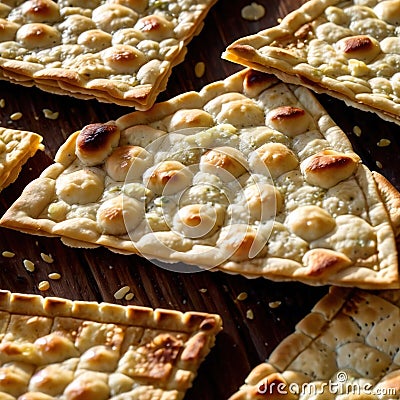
top-left (0, 69), bottom-right (399, 289)
top-left (223, 0), bottom-right (400, 125)
top-left (0, 290), bottom-right (222, 400)
top-left (0, 0), bottom-right (216, 110)
top-left (0, 126), bottom-right (43, 191)
top-left (229, 286), bottom-right (400, 399)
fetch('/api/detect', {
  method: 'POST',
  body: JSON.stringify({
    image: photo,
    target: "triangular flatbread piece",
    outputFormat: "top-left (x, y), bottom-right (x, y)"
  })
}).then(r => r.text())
top-left (0, 0), bottom-right (216, 110)
top-left (1, 69), bottom-right (399, 289)
top-left (229, 286), bottom-right (400, 399)
top-left (223, 0), bottom-right (400, 124)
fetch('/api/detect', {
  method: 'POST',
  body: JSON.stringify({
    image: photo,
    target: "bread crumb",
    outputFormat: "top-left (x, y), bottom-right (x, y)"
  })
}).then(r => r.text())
top-left (43, 109), bottom-right (59, 120)
top-left (269, 300), bottom-right (282, 309)
top-left (377, 138), bottom-right (391, 147)
top-left (236, 292), bottom-right (248, 301)
top-left (246, 309), bottom-right (254, 320)
top-left (40, 253), bottom-right (54, 263)
top-left (48, 272), bottom-right (61, 280)
top-left (2, 251), bottom-right (15, 258)
top-left (194, 62), bottom-right (205, 78)
top-left (38, 280), bottom-right (50, 291)
top-left (114, 285), bottom-right (130, 300)
top-left (353, 125), bottom-right (362, 137)
top-left (10, 112), bottom-right (22, 121)
top-left (23, 259), bottom-right (35, 272)
top-left (241, 2), bottom-right (265, 21)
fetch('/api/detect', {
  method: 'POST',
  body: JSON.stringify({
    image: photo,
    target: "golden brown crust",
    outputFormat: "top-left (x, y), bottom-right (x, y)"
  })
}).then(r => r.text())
top-left (75, 122), bottom-right (120, 166)
top-left (0, 0), bottom-right (217, 110)
top-left (372, 171), bottom-right (400, 235)
top-left (0, 290), bottom-right (222, 400)
top-left (229, 287), bottom-right (400, 399)
top-left (223, 0), bottom-right (400, 124)
top-left (0, 68), bottom-right (399, 289)
top-left (0, 126), bottom-right (43, 192)
top-left (301, 150), bottom-right (360, 189)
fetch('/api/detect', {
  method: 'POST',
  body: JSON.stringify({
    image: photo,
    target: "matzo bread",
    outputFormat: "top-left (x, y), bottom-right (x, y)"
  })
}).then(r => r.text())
top-left (0, 290), bottom-right (222, 400)
top-left (229, 286), bottom-right (400, 399)
top-left (0, 0), bottom-right (216, 110)
top-left (0, 69), bottom-right (399, 289)
top-left (223, 0), bottom-right (400, 125)
top-left (0, 126), bottom-right (43, 191)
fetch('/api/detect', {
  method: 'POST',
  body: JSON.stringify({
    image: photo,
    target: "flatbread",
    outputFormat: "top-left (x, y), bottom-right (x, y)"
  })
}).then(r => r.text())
top-left (0, 0), bottom-right (216, 110)
top-left (223, 0), bottom-right (400, 125)
top-left (0, 289), bottom-right (222, 400)
top-left (229, 286), bottom-right (400, 400)
top-left (0, 126), bottom-right (43, 192)
top-left (1, 68), bottom-right (399, 289)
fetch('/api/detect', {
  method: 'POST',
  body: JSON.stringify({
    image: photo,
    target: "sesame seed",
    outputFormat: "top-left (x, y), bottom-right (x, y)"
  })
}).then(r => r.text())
top-left (199, 288), bottom-right (208, 293)
top-left (40, 253), bottom-right (54, 263)
top-left (194, 62), bottom-right (205, 78)
top-left (125, 292), bottom-right (134, 301)
top-left (246, 309), bottom-right (254, 320)
top-left (114, 285), bottom-right (131, 300)
top-left (23, 259), bottom-right (35, 272)
top-left (377, 139), bottom-right (391, 147)
top-left (0, 99), bottom-right (5, 108)
top-left (48, 272), bottom-right (61, 280)
top-left (376, 161), bottom-right (383, 168)
top-left (2, 251), bottom-right (15, 258)
top-left (241, 2), bottom-right (265, 21)
top-left (42, 109), bottom-right (59, 120)
top-left (269, 301), bottom-right (282, 309)
top-left (236, 292), bottom-right (248, 301)
top-left (10, 112), bottom-right (22, 121)
top-left (352, 125), bottom-right (362, 137)
top-left (38, 280), bottom-right (50, 291)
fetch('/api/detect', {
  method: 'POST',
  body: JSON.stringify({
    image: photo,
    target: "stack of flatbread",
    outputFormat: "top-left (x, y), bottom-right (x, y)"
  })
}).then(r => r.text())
top-left (0, 0), bottom-right (216, 110)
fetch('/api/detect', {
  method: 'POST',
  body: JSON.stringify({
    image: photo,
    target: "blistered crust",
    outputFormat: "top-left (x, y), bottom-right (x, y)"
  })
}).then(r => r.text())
top-left (75, 122), bottom-right (120, 166)
top-left (0, 0), bottom-right (217, 109)
top-left (0, 69), bottom-right (398, 289)
top-left (0, 290), bottom-right (222, 400)
top-left (229, 288), bottom-right (400, 400)
top-left (223, 0), bottom-right (400, 124)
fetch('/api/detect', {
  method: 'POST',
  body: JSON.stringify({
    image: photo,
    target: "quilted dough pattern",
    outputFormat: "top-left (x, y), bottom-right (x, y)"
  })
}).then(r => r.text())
top-left (0, 0), bottom-right (216, 109)
top-left (0, 290), bottom-right (222, 400)
top-left (223, 0), bottom-right (400, 124)
top-left (0, 69), bottom-right (398, 289)
top-left (229, 287), bottom-right (400, 399)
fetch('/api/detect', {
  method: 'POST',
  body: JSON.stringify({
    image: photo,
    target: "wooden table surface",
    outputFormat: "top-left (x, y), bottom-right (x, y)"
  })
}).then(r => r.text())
top-left (1, 1), bottom-right (400, 399)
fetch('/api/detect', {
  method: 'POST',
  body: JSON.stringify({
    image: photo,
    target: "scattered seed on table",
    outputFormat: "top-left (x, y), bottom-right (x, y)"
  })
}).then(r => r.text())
top-left (23, 259), bottom-right (35, 272)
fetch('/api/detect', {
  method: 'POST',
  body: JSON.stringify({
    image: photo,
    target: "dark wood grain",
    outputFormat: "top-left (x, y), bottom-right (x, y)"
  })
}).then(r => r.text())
top-left (0, 1), bottom-right (399, 399)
